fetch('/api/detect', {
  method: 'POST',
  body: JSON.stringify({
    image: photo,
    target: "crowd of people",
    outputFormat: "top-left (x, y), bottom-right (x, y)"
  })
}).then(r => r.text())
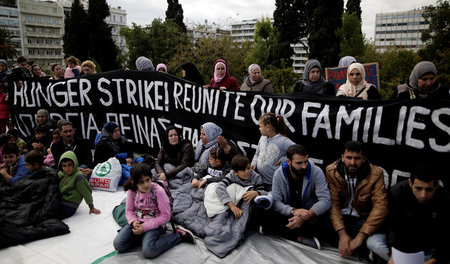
top-left (0, 53), bottom-right (449, 263)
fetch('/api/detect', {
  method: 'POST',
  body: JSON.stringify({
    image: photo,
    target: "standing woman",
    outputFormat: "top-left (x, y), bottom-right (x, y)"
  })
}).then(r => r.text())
top-left (34, 109), bottom-right (56, 143)
top-left (294, 59), bottom-right (336, 96)
top-left (336, 63), bottom-right (381, 100)
top-left (181, 62), bottom-right (205, 86)
top-left (240, 64), bottom-right (273, 93)
top-left (81, 60), bottom-right (97, 75)
top-left (251, 112), bottom-right (295, 190)
top-left (155, 126), bottom-right (195, 181)
top-left (209, 59), bottom-right (239, 91)
top-left (49, 63), bottom-right (64, 80)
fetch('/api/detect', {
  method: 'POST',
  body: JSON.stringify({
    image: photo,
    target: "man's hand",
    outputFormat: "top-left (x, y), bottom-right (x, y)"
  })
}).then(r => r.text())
top-left (338, 230), bottom-right (352, 257)
top-left (273, 159), bottom-right (281, 166)
top-left (286, 215), bottom-right (304, 229)
top-left (293, 209), bottom-right (315, 221)
top-left (191, 178), bottom-right (199, 188)
top-left (242, 190), bottom-right (258, 203)
top-left (80, 168), bottom-right (92, 176)
top-left (348, 232), bottom-right (367, 253)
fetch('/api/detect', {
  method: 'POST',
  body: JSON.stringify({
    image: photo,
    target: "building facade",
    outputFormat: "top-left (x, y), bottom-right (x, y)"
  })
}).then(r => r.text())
top-left (18, 0), bottom-right (64, 68)
top-left (230, 18), bottom-right (308, 74)
top-left (374, 9), bottom-right (430, 52)
top-left (107, 6), bottom-right (127, 55)
top-left (0, 2), bottom-right (22, 56)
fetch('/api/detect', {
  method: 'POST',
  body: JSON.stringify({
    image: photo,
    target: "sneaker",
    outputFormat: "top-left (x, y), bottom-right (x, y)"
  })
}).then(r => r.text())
top-left (176, 227), bottom-right (196, 244)
top-left (299, 237), bottom-right (321, 250)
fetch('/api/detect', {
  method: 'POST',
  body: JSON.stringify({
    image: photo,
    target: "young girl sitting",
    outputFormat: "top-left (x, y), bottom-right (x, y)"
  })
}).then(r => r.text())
top-left (191, 146), bottom-right (230, 189)
top-left (113, 163), bottom-right (195, 259)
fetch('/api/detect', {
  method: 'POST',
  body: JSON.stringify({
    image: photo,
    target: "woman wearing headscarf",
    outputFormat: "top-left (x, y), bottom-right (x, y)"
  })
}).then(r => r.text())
top-left (135, 56), bottom-right (154, 71)
top-left (338, 56), bottom-right (357, 67)
top-left (155, 126), bottom-right (195, 181)
top-left (336, 63), bottom-right (381, 100)
top-left (34, 108), bottom-right (56, 143)
top-left (94, 122), bottom-right (133, 165)
top-left (294, 59), bottom-right (336, 96)
top-left (181, 62), bottom-right (205, 86)
top-left (156, 63), bottom-right (168, 73)
top-left (394, 61), bottom-right (449, 100)
top-left (209, 59), bottom-right (239, 91)
top-left (240, 64), bottom-right (273, 93)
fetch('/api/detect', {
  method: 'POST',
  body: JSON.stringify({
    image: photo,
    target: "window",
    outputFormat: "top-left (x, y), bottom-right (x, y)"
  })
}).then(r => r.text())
top-left (26, 15), bottom-right (33, 22)
top-left (54, 39), bottom-right (60, 45)
top-left (46, 39), bottom-right (52, 44)
top-left (46, 50), bottom-right (53, 55)
top-left (38, 49), bottom-right (45, 55)
top-left (28, 49), bottom-right (35, 55)
top-left (45, 18), bottom-right (51, 24)
top-left (37, 39), bottom-right (44, 44)
top-left (27, 38), bottom-right (34, 44)
top-left (35, 16), bottom-right (41, 23)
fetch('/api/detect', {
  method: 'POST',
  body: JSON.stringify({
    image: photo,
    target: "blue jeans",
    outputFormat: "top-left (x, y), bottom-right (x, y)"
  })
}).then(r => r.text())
top-left (113, 225), bottom-right (181, 259)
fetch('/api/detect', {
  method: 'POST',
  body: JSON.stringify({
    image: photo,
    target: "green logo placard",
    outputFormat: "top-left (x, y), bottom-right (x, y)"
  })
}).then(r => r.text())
top-left (95, 161), bottom-right (112, 177)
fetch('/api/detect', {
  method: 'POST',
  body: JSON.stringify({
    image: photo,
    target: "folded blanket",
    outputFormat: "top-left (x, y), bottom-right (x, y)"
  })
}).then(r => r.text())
top-left (204, 183), bottom-right (252, 218)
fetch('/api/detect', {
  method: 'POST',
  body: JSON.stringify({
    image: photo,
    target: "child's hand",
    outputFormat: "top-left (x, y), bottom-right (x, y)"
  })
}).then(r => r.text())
top-left (89, 207), bottom-right (101, 215)
top-left (273, 159), bottom-right (282, 166)
top-left (229, 204), bottom-right (243, 219)
top-left (197, 179), bottom-right (207, 189)
top-left (157, 173), bottom-right (166, 181)
top-left (242, 190), bottom-right (258, 203)
top-left (132, 222), bottom-right (144, 235)
top-left (191, 179), bottom-right (199, 188)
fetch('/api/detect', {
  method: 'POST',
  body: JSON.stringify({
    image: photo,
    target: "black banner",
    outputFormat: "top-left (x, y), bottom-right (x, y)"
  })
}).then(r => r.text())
top-left (9, 70), bottom-right (450, 187)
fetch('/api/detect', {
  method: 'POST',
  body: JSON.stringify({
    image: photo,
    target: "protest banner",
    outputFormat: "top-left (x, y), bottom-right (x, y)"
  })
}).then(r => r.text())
top-left (9, 70), bottom-right (450, 187)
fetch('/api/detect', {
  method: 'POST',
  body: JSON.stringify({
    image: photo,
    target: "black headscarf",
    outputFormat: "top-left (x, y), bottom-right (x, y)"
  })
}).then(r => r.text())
top-left (163, 126), bottom-right (187, 158)
top-left (181, 62), bottom-right (205, 86)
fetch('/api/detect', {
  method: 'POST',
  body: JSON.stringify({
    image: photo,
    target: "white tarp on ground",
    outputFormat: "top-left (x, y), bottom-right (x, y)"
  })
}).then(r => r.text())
top-left (0, 187), bottom-right (366, 264)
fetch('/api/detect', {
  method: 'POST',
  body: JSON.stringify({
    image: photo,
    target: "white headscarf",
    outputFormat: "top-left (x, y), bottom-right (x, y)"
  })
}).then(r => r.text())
top-left (248, 64), bottom-right (261, 83)
top-left (336, 63), bottom-right (372, 99)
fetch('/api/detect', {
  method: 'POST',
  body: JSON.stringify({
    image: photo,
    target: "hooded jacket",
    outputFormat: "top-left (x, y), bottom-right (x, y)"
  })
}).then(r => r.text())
top-left (58, 151), bottom-right (93, 208)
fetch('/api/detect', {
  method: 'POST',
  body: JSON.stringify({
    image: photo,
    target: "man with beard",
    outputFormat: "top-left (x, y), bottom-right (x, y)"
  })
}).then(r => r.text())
top-left (263, 144), bottom-right (331, 249)
top-left (51, 120), bottom-right (93, 176)
top-left (326, 141), bottom-right (388, 258)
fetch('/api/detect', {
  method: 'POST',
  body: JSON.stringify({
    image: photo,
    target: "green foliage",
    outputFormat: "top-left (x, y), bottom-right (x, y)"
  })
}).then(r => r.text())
top-left (87, 0), bottom-right (118, 71)
top-left (418, 0), bottom-right (450, 85)
top-left (345, 0), bottom-right (361, 19)
top-left (360, 44), bottom-right (420, 99)
top-left (0, 27), bottom-right (19, 60)
top-left (336, 13), bottom-right (365, 58)
top-left (308, 0), bottom-right (344, 68)
top-left (167, 35), bottom-right (251, 85)
top-left (263, 62), bottom-right (300, 94)
top-left (273, 0), bottom-right (312, 64)
top-left (121, 19), bottom-right (190, 70)
top-left (63, 0), bottom-right (89, 61)
top-left (245, 17), bottom-right (276, 69)
top-left (0, 0), bottom-right (16, 6)
top-left (165, 0), bottom-right (187, 33)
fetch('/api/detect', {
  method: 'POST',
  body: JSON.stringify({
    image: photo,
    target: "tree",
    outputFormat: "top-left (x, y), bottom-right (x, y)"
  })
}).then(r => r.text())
top-left (0, 27), bottom-right (19, 60)
top-left (418, 0), bottom-right (450, 85)
top-left (87, 0), bottom-right (118, 71)
top-left (346, 0), bottom-right (361, 20)
top-left (244, 17), bottom-right (274, 69)
top-left (0, 0), bottom-right (16, 6)
top-left (63, 0), bottom-right (89, 61)
top-left (308, 0), bottom-right (344, 68)
top-left (165, 0), bottom-right (187, 33)
top-left (121, 19), bottom-right (189, 70)
top-left (273, 0), bottom-right (312, 65)
top-left (336, 12), bottom-right (365, 58)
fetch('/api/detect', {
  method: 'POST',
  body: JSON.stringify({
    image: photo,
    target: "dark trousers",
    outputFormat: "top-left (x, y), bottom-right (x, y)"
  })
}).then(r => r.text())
top-left (261, 209), bottom-right (328, 242)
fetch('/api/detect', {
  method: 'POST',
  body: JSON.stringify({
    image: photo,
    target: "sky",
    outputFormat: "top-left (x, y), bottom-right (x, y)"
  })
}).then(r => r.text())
top-left (106, 0), bottom-right (437, 40)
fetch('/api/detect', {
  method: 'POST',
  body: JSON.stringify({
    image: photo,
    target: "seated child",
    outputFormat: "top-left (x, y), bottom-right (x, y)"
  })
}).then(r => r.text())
top-left (25, 126), bottom-right (49, 154)
top-left (215, 154), bottom-right (267, 219)
top-left (191, 146), bottom-right (230, 189)
top-left (113, 163), bottom-right (195, 259)
top-left (0, 133), bottom-right (11, 163)
top-left (0, 143), bottom-right (31, 184)
top-left (58, 150), bottom-right (101, 218)
top-left (7, 129), bottom-right (26, 153)
top-left (25, 150), bottom-right (57, 178)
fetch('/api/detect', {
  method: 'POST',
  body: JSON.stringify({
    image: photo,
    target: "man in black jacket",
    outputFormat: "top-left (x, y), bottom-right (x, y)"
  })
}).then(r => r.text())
top-left (51, 120), bottom-right (92, 176)
top-left (367, 165), bottom-right (450, 263)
